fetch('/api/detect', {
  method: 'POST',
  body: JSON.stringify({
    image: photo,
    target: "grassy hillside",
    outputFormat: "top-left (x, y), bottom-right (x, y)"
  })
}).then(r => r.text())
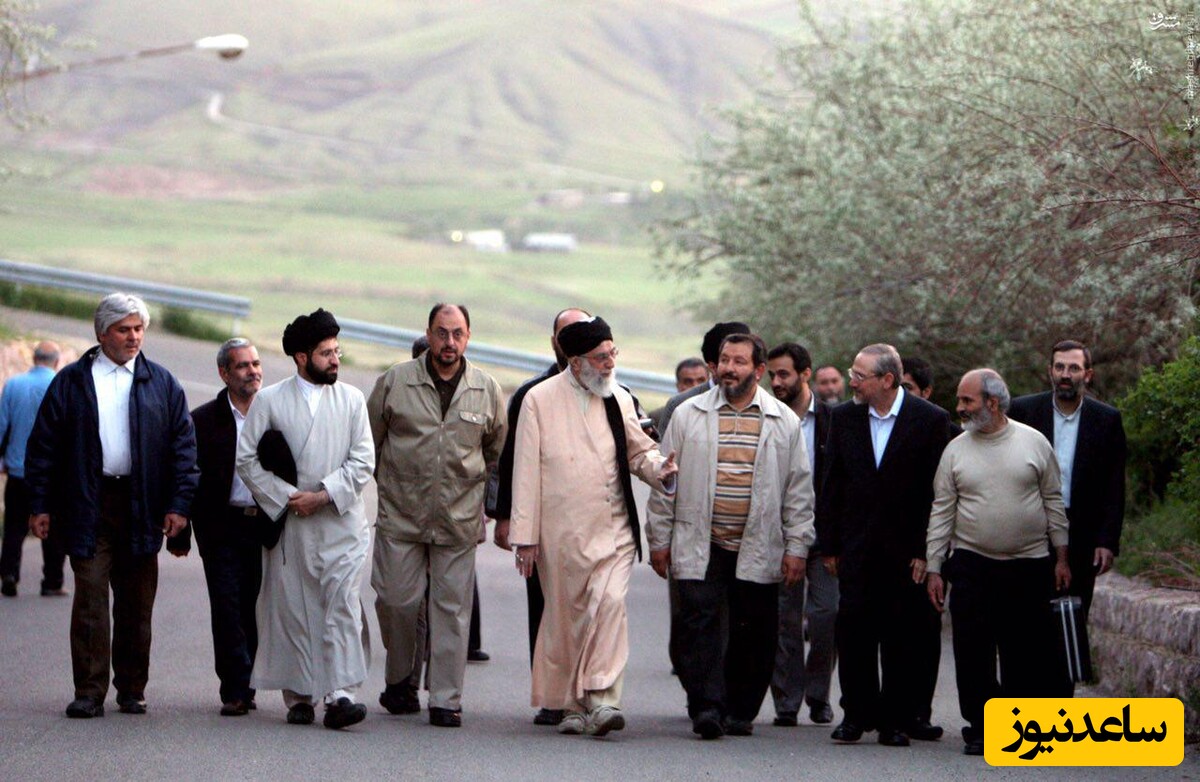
top-left (17, 0), bottom-right (783, 186)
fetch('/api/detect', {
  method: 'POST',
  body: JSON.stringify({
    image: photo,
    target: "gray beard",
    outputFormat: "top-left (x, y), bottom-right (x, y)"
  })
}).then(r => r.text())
top-left (962, 406), bottom-right (994, 433)
top-left (579, 361), bottom-right (616, 398)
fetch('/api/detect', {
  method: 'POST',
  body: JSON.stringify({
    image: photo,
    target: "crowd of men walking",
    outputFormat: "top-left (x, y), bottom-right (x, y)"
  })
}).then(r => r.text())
top-left (0, 294), bottom-right (1126, 756)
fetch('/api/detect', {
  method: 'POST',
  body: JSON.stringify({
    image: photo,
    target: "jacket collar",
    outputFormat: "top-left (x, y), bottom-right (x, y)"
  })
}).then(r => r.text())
top-left (83, 344), bottom-right (151, 382)
top-left (695, 383), bottom-right (781, 417)
top-left (406, 354), bottom-right (487, 389)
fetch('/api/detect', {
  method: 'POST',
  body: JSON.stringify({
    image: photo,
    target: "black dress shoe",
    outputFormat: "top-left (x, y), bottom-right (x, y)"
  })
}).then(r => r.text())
top-left (429, 707), bottom-right (462, 728)
top-left (379, 681), bottom-right (420, 714)
top-left (65, 696), bottom-right (104, 718)
top-left (117, 694), bottom-right (147, 714)
top-left (831, 721), bottom-right (865, 743)
top-left (533, 708), bottom-right (565, 726)
top-left (287, 703), bottom-right (315, 725)
top-left (692, 709), bottom-right (723, 740)
top-left (323, 697), bottom-right (367, 730)
top-left (1, 579), bottom-right (16, 597)
top-left (964, 738), bottom-right (985, 756)
top-left (220, 699), bottom-right (250, 716)
top-left (722, 717), bottom-right (754, 736)
top-left (877, 728), bottom-right (911, 747)
top-left (905, 718), bottom-right (944, 741)
top-left (466, 649), bottom-right (490, 663)
top-left (773, 712), bottom-right (798, 727)
top-left (809, 701), bottom-right (834, 724)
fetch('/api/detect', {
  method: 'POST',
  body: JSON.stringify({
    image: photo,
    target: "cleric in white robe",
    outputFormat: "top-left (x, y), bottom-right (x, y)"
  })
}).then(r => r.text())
top-left (510, 316), bottom-right (677, 738)
top-left (236, 308), bottom-right (375, 730)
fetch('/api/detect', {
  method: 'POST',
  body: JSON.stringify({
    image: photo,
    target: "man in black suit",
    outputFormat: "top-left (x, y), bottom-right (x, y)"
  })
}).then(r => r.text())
top-left (1008, 340), bottom-right (1127, 621)
top-left (184, 338), bottom-right (268, 716)
top-left (817, 343), bottom-right (952, 747)
top-left (766, 342), bottom-right (838, 727)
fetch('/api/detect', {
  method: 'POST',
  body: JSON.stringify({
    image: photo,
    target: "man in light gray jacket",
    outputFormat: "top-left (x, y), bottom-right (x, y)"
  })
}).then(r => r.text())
top-left (647, 333), bottom-right (815, 741)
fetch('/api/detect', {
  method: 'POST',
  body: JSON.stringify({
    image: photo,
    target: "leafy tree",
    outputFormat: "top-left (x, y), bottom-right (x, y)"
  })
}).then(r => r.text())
top-left (661, 0), bottom-right (1199, 396)
top-left (0, 0), bottom-right (54, 129)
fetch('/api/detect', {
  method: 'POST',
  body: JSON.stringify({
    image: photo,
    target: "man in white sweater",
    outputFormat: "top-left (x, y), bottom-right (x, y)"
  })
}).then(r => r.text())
top-left (924, 369), bottom-right (1070, 757)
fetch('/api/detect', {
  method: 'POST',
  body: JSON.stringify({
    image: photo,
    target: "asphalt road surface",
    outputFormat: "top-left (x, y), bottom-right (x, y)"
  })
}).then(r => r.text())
top-left (0, 307), bottom-right (1193, 780)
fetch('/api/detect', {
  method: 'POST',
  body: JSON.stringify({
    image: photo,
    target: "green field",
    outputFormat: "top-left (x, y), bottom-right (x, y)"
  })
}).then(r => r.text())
top-left (0, 182), bottom-right (709, 396)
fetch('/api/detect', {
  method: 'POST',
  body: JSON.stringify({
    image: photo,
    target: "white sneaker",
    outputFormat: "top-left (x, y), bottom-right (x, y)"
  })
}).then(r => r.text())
top-left (557, 711), bottom-right (587, 735)
top-left (586, 706), bottom-right (625, 737)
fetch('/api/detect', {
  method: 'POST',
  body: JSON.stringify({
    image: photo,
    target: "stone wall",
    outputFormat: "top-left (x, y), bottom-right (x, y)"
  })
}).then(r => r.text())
top-left (1088, 572), bottom-right (1200, 737)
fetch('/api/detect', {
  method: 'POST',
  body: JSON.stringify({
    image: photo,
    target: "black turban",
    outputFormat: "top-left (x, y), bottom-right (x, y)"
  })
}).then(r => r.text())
top-left (701, 321), bottom-right (750, 364)
top-left (557, 316), bottom-right (613, 358)
top-left (282, 308), bottom-right (340, 356)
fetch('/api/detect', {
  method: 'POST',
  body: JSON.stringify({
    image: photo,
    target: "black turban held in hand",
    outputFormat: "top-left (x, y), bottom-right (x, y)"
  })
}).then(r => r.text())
top-left (282, 308), bottom-right (340, 356)
top-left (557, 316), bottom-right (614, 358)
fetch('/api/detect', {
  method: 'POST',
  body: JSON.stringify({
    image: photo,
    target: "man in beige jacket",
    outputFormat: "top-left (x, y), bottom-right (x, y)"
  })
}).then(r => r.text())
top-left (510, 316), bottom-right (677, 738)
top-left (367, 303), bottom-right (505, 728)
top-left (647, 333), bottom-right (815, 740)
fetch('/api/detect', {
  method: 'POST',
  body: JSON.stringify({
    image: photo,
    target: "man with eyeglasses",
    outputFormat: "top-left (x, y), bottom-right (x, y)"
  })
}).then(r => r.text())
top-left (817, 344), bottom-right (952, 747)
top-left (368, 302), bottom-right (506, 728)
top-left (510, 316), bottom-right (678, 738)
top-left (489, 306), bottom-right (590, 726)
top-left (1008, 339), bottom-right (1126, 692)
top-left (236, 308), bottom-right (375, 730)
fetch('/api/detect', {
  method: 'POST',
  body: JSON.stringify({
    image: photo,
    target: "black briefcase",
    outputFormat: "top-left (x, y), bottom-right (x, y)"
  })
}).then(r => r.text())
top-left (1050, 595), bottom-right (1093, 683)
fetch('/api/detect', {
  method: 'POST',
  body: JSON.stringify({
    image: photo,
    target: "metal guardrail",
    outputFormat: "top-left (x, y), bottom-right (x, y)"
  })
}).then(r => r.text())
top-left (338, 317), bottom-right (678, 396)
top-left (0, 259), bottom-right (252, 320)
top-left (0, 259), bottom-right (678, 395)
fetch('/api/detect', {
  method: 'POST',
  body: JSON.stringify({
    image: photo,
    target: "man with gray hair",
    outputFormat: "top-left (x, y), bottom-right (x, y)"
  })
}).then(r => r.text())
top-left (926, 369), bottom-right (1070, 756)
top-left (181, 338), bottom-right (277, 716)
top-left (817, 343), bottom-right (952, 747)
top-left (27, 293), bottom-right (198, 718)
top-left (0, 341), bottom-right (66, 598)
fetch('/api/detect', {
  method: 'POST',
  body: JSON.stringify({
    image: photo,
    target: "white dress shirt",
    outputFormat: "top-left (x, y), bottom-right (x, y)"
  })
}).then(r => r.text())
top-left (1052, 398), bottom-right (1081, 509)
top-left (227, 398), bottom-right (256, 507)
top-left (92, 350), bottom-right (135, 477)
top-left (800, 395), bottom-right (816, 463)
top-left (868, 386), bottom-right (905, 468)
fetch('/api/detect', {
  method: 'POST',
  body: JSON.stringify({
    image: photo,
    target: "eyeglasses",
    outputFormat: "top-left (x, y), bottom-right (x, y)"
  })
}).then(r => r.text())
top-left (584, 347), bottom-right (619, 364)
top-left (847, 368), bottom-right (880, 383)
top-left (314, 348), bottom-right (343, 360)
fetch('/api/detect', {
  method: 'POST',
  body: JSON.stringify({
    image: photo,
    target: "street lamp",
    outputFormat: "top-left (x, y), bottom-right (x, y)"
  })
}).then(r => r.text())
top-left (17, 34), bottom-right (248, 81)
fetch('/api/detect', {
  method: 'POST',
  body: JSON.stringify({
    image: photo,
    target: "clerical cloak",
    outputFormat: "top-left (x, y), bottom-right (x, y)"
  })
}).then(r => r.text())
top-left (510, 371), bottom-right (667, 708)
top-left (236, 376), bottom-right (375, 697)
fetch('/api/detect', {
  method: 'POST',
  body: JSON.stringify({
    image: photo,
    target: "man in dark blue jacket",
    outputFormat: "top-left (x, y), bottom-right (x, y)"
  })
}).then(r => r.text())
top-left (27, 293), bottom-right (198, 719)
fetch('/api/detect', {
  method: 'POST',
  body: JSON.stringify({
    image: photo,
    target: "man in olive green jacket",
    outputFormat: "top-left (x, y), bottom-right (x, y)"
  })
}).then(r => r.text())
top-left (367, 303), bottom-right (505, 727)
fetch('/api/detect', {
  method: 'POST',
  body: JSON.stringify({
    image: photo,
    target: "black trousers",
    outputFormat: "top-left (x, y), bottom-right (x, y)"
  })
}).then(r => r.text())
top-left (468, 579), bottom-right (482, 654)
top-left (199, 508), bottom-right (263, 704)
top-left (0, 475), bottom-right (66, 589)
top-left (835, 572), bottom-right (929, 731)
top-left (69, 479), bottom-right (158, 700)
top-left (911, 590), bottom-right (943, 723)
top-left (945, 550), bottom-right (1058, 740)
top-left (676, 545), bottom-right (778, 721)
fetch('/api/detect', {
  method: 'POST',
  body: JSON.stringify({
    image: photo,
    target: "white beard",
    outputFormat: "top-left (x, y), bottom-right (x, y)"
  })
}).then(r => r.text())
top-left (579, 360), bottom-right (616, 398)
top-left (962, 406), bottom-right (994, 433)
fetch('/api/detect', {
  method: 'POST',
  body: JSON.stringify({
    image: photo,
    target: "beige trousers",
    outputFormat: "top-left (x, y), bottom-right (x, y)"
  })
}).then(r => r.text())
top-left (373, 535), bottom-right (476, 711)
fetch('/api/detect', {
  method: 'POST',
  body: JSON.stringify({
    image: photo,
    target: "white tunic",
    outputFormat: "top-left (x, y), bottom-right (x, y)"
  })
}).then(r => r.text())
top-left (236, 375), bottom-right (375, 697)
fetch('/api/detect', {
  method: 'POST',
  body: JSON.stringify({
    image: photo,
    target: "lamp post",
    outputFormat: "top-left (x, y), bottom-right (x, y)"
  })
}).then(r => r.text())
top-left (17, 34), bottom-right (248, 81)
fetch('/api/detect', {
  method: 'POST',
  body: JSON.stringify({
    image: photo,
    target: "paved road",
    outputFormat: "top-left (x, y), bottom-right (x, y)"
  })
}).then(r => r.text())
top-left (0, 307), bottom-right (1193, 780)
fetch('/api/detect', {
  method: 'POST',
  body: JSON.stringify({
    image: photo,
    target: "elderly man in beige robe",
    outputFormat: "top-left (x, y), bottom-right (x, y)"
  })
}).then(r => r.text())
top-left (236, 309), bottom-right (375, 731)
top-left (511, 316), bottom-right (677, 738)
